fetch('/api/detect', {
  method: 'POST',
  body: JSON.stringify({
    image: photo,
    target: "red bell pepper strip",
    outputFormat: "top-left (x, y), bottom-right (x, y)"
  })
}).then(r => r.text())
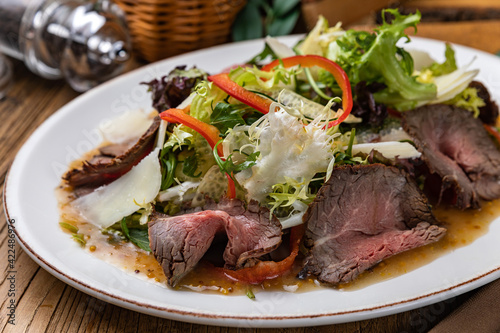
top-left (261, 55), bottom-right (353, 127)
top-left (208, 73), bottom-right (273, 114)
top-left (226, 173), bottom-right (236, 199)
top-left (387, 107), bottom-right (402, 118)
top-left (159, 108), bottom-right (236, 198)
top-left (218, 225), bottom-right (304, 284)
top-left (484, 124), bottom-right (500, 144)
top-left (160, 108), bottom-right (222, 156)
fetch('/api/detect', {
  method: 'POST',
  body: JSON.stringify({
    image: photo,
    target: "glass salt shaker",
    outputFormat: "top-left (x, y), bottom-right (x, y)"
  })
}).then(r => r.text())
top-left (0, 0), bottom-right (131, 92)
top-left (0, 52), bottom-right (12, 99)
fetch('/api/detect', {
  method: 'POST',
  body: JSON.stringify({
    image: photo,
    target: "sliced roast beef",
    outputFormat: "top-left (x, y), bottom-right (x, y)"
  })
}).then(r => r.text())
top-left (300, 164), bottom-right (445, 285)
top-left (469, 81), bottom-right (499, 125)
top-left (148, 198), bottom-right (282, 286)
top-left (97, 140), bottom-right (136, 157)
top-left (402, 104), bottom-right (500, 209)
top-left (63, 116), bottom-right (161, 188)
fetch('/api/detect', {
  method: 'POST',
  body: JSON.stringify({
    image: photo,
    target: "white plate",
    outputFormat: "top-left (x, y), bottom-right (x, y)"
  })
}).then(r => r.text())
top-left (5, 36), bottom-right (500, 328)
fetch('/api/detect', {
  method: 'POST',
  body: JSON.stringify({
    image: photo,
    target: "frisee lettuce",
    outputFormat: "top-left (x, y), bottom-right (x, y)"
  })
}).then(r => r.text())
top-left (444, 87), bottom-right (486, 117)
top-left (232, 104), bottom-right (347, 204)
top-left (268, 177), bottom-right (315, 215)
top-left (229, 66), bottom-right (298, 92)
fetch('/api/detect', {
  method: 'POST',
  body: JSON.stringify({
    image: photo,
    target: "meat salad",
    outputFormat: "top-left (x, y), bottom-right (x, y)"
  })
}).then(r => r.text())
top-left (58, 9), bottom-right (500, 295)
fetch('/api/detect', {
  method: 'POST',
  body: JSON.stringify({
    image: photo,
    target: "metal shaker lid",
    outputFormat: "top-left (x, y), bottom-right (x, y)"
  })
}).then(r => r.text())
top-left (59, 0), bottom-right (131, 91)
top-left (20, 0), bottom-right (131, 92)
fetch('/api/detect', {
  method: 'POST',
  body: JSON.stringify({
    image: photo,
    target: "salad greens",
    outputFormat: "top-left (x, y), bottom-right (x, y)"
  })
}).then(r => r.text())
top-left (443, 87), bottom-right (485, 117)
top-left (101, 8), bottom-right (483, 241)
top-left (422, 43), bottom-right (457, 76)
top-left (145, 62), bottom-right (358, 228)
top-left (143, 66), bottom-right (207, 112)
top-left (150, 10), bottom-right (478, 227)
top-left (327, 10), bottom-right (437, 111)
top-left (296, 9), bottom-right (479, 112)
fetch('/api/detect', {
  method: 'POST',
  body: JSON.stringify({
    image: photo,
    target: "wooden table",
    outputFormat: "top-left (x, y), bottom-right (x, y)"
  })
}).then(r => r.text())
top-left (2, 21), bottom-right (500, 333)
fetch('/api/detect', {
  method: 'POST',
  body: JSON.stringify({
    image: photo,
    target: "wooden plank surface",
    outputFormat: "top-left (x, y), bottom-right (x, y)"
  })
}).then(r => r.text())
top-left (301, 0), bottom-right (393, 29)
top-left (402, 0), bottom-right (500, 9)
top-left (1, 20), bottom-right (499, 332)
top-left (410, 21), bottom-right (500, 54)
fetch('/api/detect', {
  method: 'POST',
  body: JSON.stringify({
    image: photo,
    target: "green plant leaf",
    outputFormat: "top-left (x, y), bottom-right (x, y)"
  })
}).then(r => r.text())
top-left (423, 43), bottom-right (457, 76)
top-left (266, 9), bottom-right (300, 36)
top-left (121, 217), bottom-right (151, 252)
top-left (246, 287), bottom-right (256, 299)
top-left (345, 128), bottom-right (356, 157)
top-left (272, 0), bottom-right (300, 17)
top-left (247, 43), bottom-right (278, 66)
top-left (213, 140), bottom-right (259, 178)
top-left (210, 102), bottom-right (248, 134)
top-left (232, 1), bottom-right (264, 41)
top-left (129, 229), bottom-right (152, 252)
top-left (160, 149), bottom-right (177, 190)
top-left (182, 154), bottom-right (202, 178)
top-left (120, 218), bottom-right (130, 238)
top-left (59, 222), bottom-right (79, 234)
top-left (396, 47), bottom-right (415, 76)
top-left (71, 233), bottom-right (86, 246)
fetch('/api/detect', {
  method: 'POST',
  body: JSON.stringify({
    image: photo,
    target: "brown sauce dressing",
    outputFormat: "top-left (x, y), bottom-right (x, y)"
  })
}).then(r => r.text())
top-left (56, 181), bottom-right (500, 296)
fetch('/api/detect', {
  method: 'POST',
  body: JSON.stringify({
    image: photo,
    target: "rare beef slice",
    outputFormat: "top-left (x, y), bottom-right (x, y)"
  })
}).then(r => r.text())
top-left (148, 198), bottom-right (282, 286)
top-left (300, 164), bottom-right (446, 285)
top-left (402, 104), bottom-right (500, 209)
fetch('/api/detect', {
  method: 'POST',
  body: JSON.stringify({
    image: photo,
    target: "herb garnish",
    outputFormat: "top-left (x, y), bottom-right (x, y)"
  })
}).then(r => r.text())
top-left (120, 218), bottom-right (152, 252)
top-left (210, 102), bottom-right (249, 135)
top-left (59, 222), bottom-right (86, 246)
top-left (182, 154), bottom-right (202, 178)
top-left (213, 140), bottom-right (259, 179)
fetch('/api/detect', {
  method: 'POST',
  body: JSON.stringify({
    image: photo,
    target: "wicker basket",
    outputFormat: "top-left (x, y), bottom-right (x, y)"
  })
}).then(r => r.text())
top-left (114, 0), bottom-right (247, 62)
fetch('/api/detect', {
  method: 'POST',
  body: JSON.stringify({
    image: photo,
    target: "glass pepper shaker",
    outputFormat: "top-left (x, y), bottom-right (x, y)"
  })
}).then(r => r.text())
top-left (0, 52), bottom-right (12, 99)
top-left (0, 0), bottom-right (131, 92)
